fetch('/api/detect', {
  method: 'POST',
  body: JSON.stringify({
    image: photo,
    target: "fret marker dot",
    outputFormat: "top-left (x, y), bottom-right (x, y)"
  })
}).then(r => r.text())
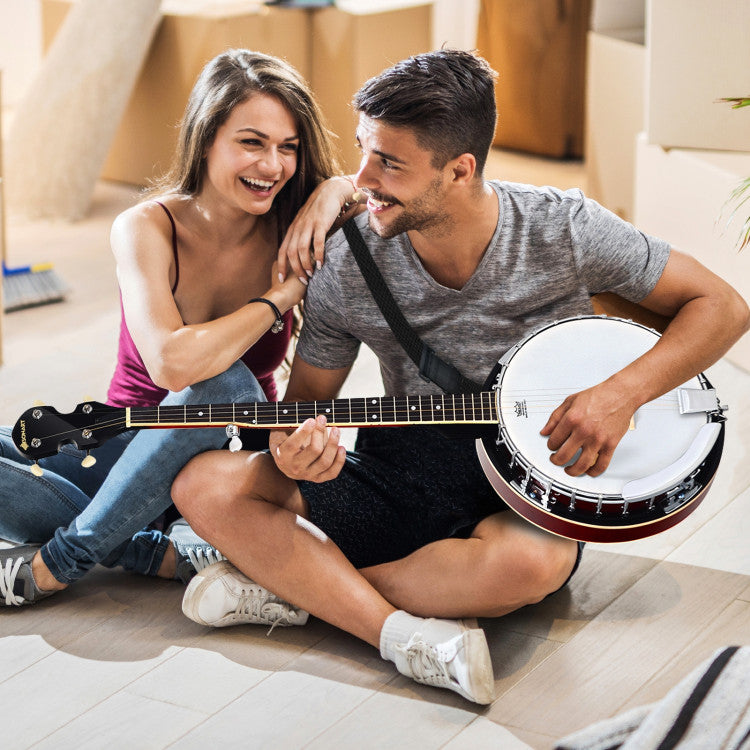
top-left (326, 408), bottom-right (331, 413)
top-left (283, 409), bottom-right (288, 414)
top-left (198, 411), bottom-right (204, 417)
top-left (371, 399), bottom-right (377, 404)
top-left (411, 405), bottom-right (416, 411)
top-left (371, 414), bottom-right (378, 419)
top-left (436, 405), bottom-right (441, 410)
top-left (243, 410), bottom-right (249, 415)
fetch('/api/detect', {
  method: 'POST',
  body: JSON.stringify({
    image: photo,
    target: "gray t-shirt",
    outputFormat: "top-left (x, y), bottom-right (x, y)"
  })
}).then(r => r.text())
top-left (297, 181), bottom-right (671, 395)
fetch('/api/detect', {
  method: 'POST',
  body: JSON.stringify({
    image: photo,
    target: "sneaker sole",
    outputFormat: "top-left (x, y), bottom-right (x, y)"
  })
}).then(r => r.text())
top-left (182, 560), bottom-right (238, 626)
top-left (460, 628), bottom-right (496, 705)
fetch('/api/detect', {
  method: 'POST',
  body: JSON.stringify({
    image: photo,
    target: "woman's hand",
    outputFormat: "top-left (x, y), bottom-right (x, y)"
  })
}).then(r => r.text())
top-left (277, 176), bottom-right (360, 282)
top-left (265, 262), bottom-right (307, 312)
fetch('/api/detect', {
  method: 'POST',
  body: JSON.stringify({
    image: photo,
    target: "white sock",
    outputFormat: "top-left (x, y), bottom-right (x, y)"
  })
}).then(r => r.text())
top-left (379, 610), bottom-right (425, 663)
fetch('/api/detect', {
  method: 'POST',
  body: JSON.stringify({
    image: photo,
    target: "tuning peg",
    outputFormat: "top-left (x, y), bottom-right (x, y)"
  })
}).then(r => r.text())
top-left (30, 462), bottom-right (43, 477)
top-left (226, 424), bottom-right (243, 453)
top-left (33, 399), bottom-right (45, 407)
top-left (81, 453), bottom-right (96, 468)
top-left (83, 395), bottom-right (94, 402)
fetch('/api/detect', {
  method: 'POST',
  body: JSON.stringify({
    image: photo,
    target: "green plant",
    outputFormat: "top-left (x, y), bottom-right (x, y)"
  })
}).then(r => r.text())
top-left (718, 97), bottom-right (750, 251)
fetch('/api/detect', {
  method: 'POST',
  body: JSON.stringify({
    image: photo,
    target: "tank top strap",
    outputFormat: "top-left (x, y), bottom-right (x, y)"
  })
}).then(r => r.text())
top-left (154, 200), bottom-right (180, 293)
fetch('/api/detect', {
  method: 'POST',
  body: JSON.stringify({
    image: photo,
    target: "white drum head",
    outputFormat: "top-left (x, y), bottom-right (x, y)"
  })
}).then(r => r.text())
top-left (497, 317), bottom-right (707, 495)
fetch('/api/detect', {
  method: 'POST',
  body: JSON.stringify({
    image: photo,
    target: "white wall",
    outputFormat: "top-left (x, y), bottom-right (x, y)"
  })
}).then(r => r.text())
top-left (431, 0), bottom-right (479, 50)
top-left (0, 0), bottom-right (42, 107)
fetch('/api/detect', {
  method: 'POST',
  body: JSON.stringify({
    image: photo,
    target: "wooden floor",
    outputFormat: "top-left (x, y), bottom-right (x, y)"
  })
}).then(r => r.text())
top-left (1, 150), bottom-right (748, 749)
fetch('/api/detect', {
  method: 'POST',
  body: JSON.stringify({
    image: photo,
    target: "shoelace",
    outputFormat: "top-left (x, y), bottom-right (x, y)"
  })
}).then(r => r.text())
top-left (0, 556), bottom-right (26, 606)
top-left (235, 585), bottom-right (299, 634)
top-left (186, 547), bottom-right (226, 573)
top-left (398, 633), bottom-right (457, 689)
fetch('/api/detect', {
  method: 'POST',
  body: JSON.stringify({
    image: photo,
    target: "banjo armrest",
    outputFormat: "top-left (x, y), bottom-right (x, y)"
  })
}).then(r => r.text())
top-left (622, 422), bottom-right (722, 501)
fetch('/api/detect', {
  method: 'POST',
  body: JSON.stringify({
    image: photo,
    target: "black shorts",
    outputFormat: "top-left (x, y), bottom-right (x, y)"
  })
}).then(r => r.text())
top-left (299, 425), bottom-right (507, 569)
top-left (299, 425), bottom-right (585, 585)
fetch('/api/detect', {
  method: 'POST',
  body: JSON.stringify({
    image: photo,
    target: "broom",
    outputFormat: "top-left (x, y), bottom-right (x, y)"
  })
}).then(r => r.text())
top-left (1, 71), bottom-right (67, 313)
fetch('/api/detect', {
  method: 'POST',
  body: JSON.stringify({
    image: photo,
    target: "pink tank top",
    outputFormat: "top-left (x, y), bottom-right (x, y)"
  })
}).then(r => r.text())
top-left (106, 202), bottom-right (292, 407)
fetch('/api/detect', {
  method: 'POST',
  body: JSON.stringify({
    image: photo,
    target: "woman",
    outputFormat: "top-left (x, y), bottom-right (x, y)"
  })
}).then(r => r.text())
top-left (0, 49), bottom-right (358, 607)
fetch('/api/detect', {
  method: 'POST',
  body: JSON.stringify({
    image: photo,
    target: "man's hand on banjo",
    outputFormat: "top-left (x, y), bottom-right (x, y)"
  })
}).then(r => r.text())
top-left (540, 380), bottom-right (639, 478)
top-left (269, 416), bottom-right (347, 483)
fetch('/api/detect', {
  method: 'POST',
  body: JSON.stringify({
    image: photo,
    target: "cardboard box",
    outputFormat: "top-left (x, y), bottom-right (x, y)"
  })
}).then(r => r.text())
top-left (40, 0), bottom-right (71, 51)
top-left (585, 28), bottom-right (645, 221)
top-left (589, 0), bottom-right (643, 32)
top-left (310, 1), bottom-right (433, 173)
top-left (634, 133), bottom-right (750, 370)
top-left (647, 0), bottom-right (750, 153)
top-left (476, 0), bottom-right (591, 158)
top-left (44, 0), bottom-right (433, 182)
top-left (42, 0), bottom-right (311, 186)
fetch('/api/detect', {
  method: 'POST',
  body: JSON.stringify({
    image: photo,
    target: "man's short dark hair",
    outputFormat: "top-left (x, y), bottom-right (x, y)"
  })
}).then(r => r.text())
top-left (353, 49), bottom-right (498, 175)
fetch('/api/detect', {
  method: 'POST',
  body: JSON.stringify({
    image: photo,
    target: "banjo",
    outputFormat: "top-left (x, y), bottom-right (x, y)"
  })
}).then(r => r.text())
top-left (476, 316), bottom-right (725, 542)
top-left (11, 316), bottom-right (726, 543)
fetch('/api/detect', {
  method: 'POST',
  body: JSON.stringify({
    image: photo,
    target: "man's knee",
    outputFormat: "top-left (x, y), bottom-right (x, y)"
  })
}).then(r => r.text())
top-left (473, 513), bottom-right (579, 608)
top-left (173, 451), bottom-right (221, 515)
top-left (172, 450), bottom-right (260, 536)
top-left (518, 536), bottom-right (579, 603)
top-left (171, 449), bottom-right (305, 532)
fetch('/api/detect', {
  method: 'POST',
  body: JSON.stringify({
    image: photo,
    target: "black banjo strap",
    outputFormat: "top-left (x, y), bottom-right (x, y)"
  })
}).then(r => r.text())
top-left (341, 219), bottom-right (482, 395)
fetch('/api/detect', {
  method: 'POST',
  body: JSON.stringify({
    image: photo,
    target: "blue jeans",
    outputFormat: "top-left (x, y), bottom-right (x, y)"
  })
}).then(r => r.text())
top-left (0, 361), bottom-right (265, 584)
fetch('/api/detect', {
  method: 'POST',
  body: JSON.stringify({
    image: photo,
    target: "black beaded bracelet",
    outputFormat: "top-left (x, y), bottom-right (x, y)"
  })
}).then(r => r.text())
top-left (248, 297), bottom-right (284, 333)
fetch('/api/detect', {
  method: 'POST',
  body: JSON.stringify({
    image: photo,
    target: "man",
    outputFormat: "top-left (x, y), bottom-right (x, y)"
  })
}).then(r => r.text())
top-left (171, 50), bottom-right (749, 704)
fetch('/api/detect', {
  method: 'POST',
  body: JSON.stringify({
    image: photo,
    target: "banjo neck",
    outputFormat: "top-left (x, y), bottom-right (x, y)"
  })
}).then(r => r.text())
top-left (125, 391), bottom-right (500, 430)
top-left (11, 391), bottom-right (500, 467)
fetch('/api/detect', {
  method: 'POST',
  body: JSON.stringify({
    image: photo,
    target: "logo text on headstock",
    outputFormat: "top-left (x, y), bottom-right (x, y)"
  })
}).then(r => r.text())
top-left (19, 420), bottom-right (28, 451)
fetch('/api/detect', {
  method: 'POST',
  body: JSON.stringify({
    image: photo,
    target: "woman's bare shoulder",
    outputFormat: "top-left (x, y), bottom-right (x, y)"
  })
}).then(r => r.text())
top-left (110, 196), bottom-right (185, 259)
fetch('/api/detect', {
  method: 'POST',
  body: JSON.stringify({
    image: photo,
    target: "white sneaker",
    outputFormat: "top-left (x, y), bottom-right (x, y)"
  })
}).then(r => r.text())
top-left (388, 616), bottom-right (495, 704)
top-left (181, 560), bottom-right (308, 629)
top-left (166, 518), bottom-right (226, 584)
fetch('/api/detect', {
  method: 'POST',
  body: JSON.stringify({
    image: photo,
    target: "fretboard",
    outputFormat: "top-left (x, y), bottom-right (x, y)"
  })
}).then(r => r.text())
top-left (125, 392), bottom-right (498, 429)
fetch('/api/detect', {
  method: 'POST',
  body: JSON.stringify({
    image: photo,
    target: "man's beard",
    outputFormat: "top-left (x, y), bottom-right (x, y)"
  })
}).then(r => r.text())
top-left (367, 176), bottom-right (452, 239)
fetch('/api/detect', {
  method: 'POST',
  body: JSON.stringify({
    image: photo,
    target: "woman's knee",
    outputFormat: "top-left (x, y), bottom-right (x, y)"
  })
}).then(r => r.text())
top-left (168, 360), bottom-right (263, 405)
